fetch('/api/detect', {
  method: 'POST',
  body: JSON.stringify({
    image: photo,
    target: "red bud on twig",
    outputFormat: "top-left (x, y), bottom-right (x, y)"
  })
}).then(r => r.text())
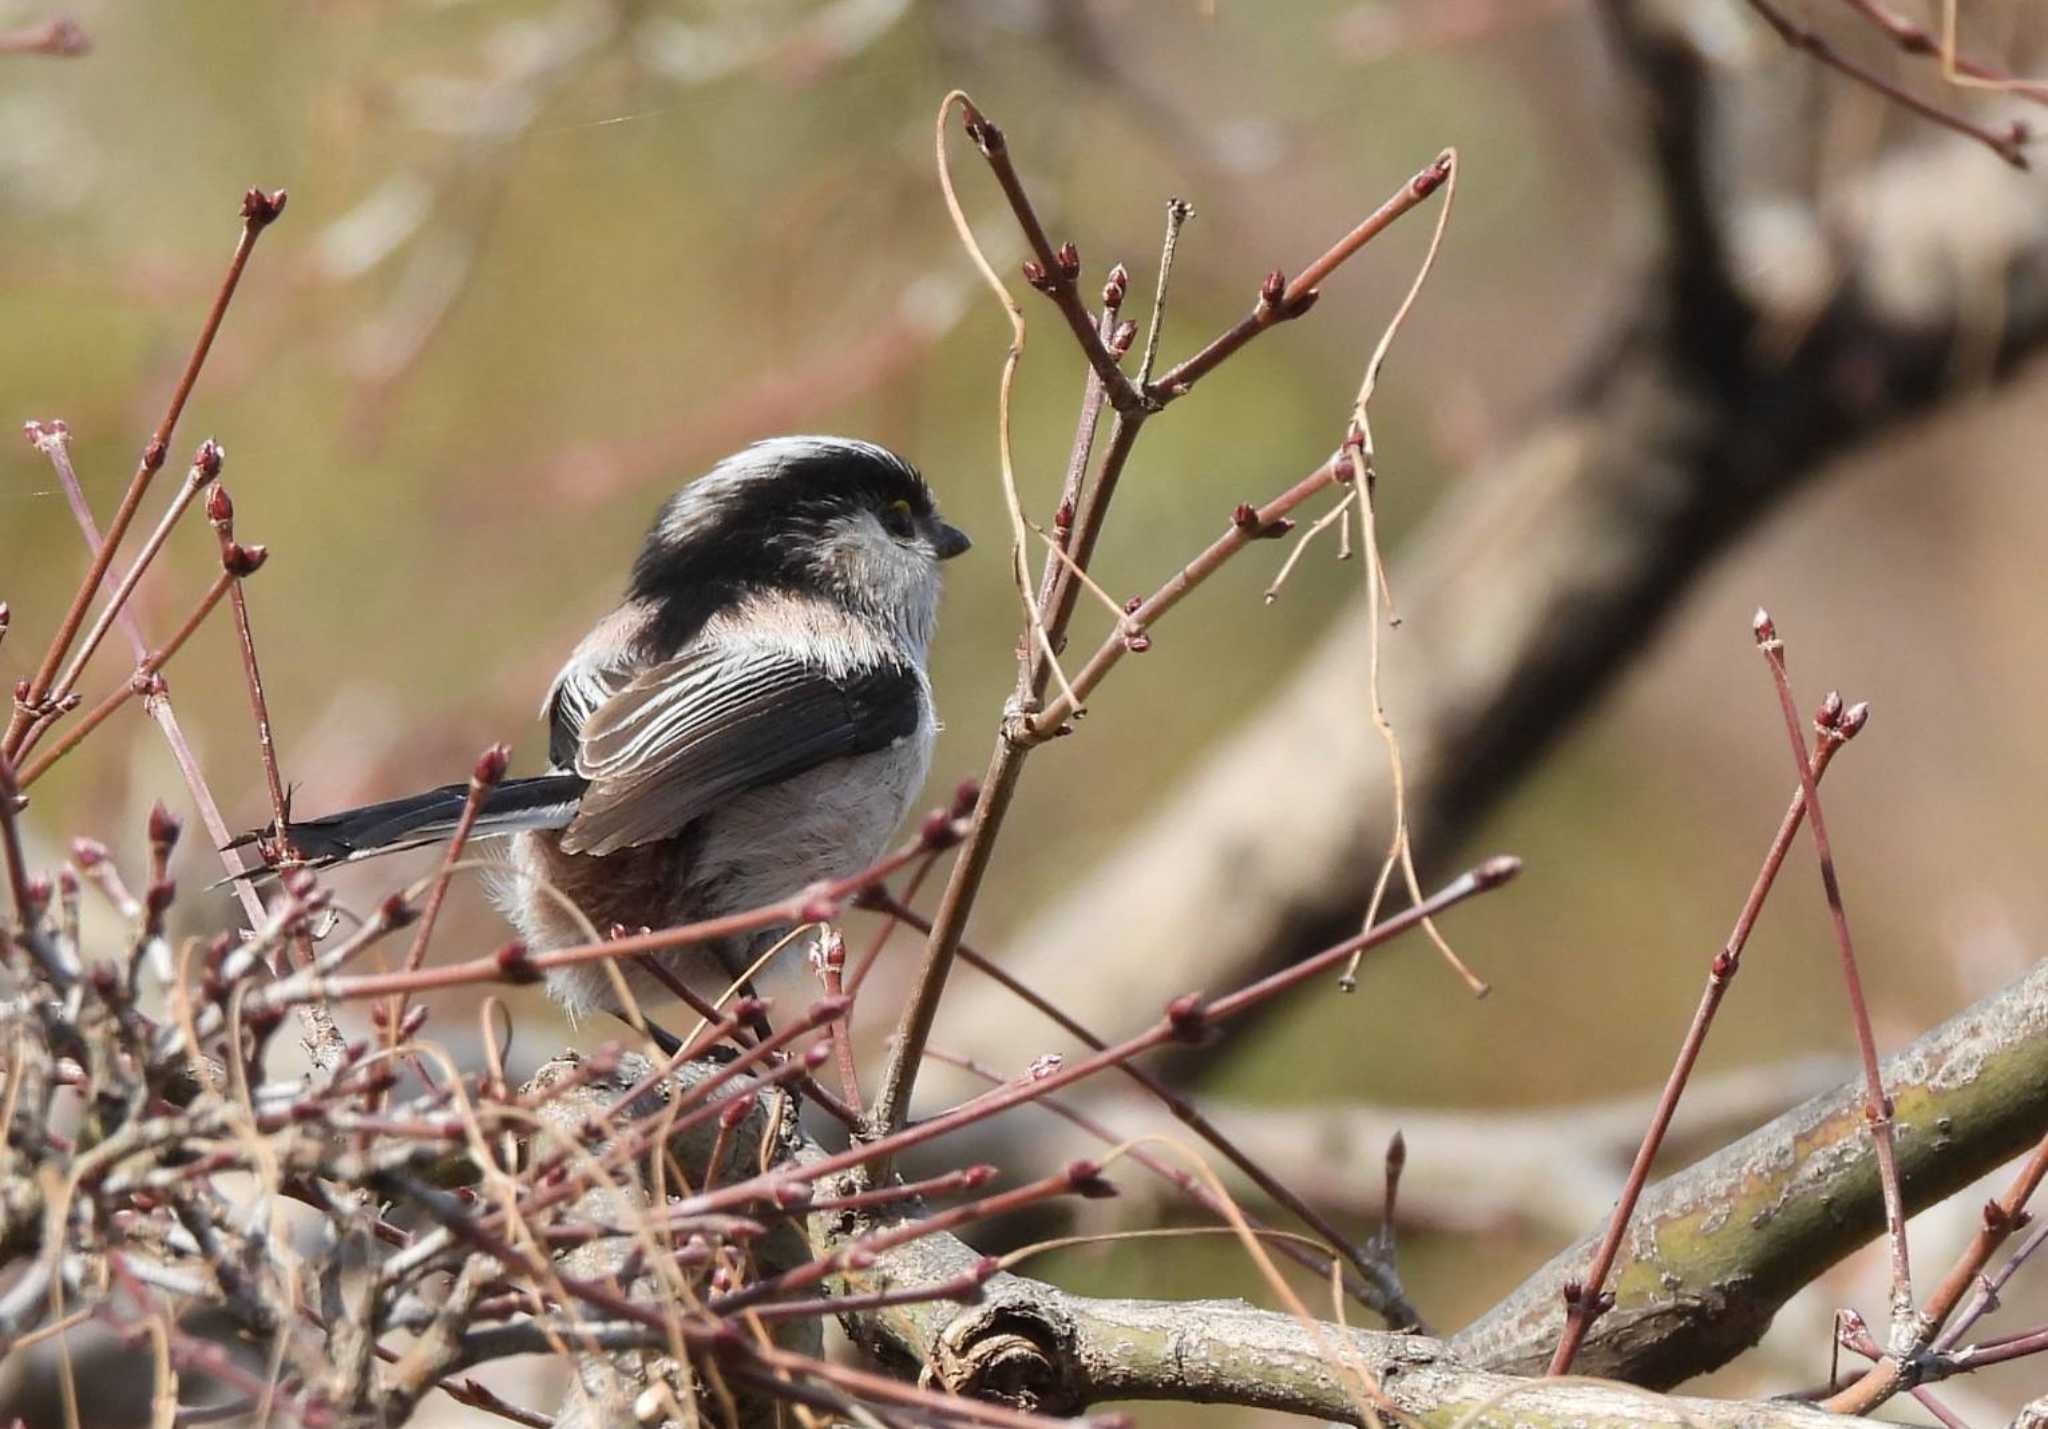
top-left (919, 809), bottom-right (964, 850)
top-left (951, 779), bottom-right (980, 819)
top-left (474, 744), bottom-right (510, 787)
top-left (1102, 263), bottom-right (1128, 312)
top-left (147, 801), bottom-right (181, 852)
top-left (493, 941), bottom-right (540, 985)
top-left (241, 187), bottom-right (288, 228)
top-left (378, 893), bottom-right (417, 930)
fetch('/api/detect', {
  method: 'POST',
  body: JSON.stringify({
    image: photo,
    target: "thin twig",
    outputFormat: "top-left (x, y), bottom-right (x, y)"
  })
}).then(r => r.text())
top-left (875, 890), bottom-right (1424, 1329)
top-left (2, 187), bottom-right (285, 762)
top-left (1755, 613), bottom-right (1914, 1364)
top-left (1935, 1151), bottom-right (2048, 1351)
top-left (1341, 148), bottom-right (1477, 997)
top-left (386, 746), bottom-right (508, 1045)
top-left (246, 818), bottom-right (962, 1014)
top-left (1024, 300), bottom-right (1123, 696)
top-left (867, 112), bottom-right (1454, 1154)
top-left (29, 422), bottom-right (267, 929)
top-left (1817, 1128), bottom-right (2048, 1409)
top-left (812, 928), bottom-right (863, 1117)
top-left (1548, 702), bottom-right (1866, 1375)
top-left (932, 90), bottom-right (1083, 723)
top-left (769, 859), bottom-right (1516, 1211)
top-left (1263, 488), bottom-right (1358, 604)
top-left (1921, 1130), bottom-right (2048, 1336)
top-left (953, 98), bottom-right (1147, 416)
top-left (1147, 153), bottom-right (1453, 400)
top-left (17, 563), bottom-right (253, 788)
top-left (1027, 459), bottom-right (1343, 737)
top-left (1838, 0), bottom-right (2048, 106)
top-left (48, 442), bottom-right (222, 710)
top-left (1742, 0), bottom-right (2029, 167)
top-left (205, 483), bottom-right (295, 863)
top-left (1133, 199), bottom-right (1194, 388)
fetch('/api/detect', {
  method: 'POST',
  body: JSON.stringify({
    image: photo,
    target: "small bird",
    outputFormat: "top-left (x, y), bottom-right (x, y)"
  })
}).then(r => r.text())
top-left (240, 437), bottom-right (969, 1019)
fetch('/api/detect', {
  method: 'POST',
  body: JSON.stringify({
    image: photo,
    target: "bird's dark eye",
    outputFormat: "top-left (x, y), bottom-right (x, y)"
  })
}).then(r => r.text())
top-left (882, 498), bottom-right (915, 538)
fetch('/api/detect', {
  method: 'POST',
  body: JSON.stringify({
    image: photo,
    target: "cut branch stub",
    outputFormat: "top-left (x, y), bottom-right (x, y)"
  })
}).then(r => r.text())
top-left (928, 1294), bottom-right (1086, 1414)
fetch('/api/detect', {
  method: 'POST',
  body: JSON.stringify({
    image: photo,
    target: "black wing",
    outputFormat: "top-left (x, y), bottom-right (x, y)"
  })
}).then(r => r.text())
top-left (559, 644), bottom-right (923, 857)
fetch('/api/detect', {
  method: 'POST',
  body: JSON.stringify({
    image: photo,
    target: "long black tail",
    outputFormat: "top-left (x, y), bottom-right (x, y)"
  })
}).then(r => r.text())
top-left (225, 773), bottom-right (588, 871)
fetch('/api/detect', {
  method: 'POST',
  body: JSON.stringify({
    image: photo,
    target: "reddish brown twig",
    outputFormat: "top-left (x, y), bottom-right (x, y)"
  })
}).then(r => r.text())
top-left (1028, 457), bottom-right (1343, 738)
top-left (436, 1378), bottom-right (550, 1428)
top-left (866, 114), bottom-right (1455, 1149)
top-left (1816, 1129), bottom-right (2048, 1408)
top-left (954, 98), bottom-right (1147, 417)
top-left (1837, 0), bottom-right (2048, 106)
top-left (1148, 153), bottom-right (1452, 400)
top-left (698, 858), bottom-right (1516, 1225)
top-left (1020, 301), bottom-right (1130, 696)
top-left (28, 422), bottom-right (270, 931)
top-left (245, 811), bottom-right (966, 1014)
top-left (843, 845), bottom-right (941, 995)
top-left (383, 744), bottom-right (508, 1045)
top-left (0, 755), bottom-right (36, 934)
top-left (875, 889), bottom-right (1423, 1328)
top-left (710, 1160), bottom-right (1104, 1314)
top-left (925, 1037), bottom-right (1418, 1327)
top-left (1742, 0), bottom-right (2029, 168)
top-left (811, 927), bottom-right (863, 1116)
top-left (2, 187), bottom-right (285, 762)
top-left (1922, 1132), bottom-right (2048, 1336)
top-left (17, 558), bottom-right (258, 789)
top-left (1754, 613), bottom-right (1913, 1365)
top-left (1935, 1144), bottom-right (2048, 1352)
top-left (1548, 696), bottom-right (1868, 1375)
top-left (46, 440), bottom-right (222, 713)
top-left (203, 481), bottom-right (297, 864)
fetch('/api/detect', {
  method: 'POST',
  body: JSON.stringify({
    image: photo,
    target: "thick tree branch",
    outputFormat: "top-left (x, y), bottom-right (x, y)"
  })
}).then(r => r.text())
top-left (1452, 958), bottom-right (2048, 1385)
top-left (891, 960), bottom-right (2047, 1401)
top-left (850, 1234), bottom-right (1893, 1428)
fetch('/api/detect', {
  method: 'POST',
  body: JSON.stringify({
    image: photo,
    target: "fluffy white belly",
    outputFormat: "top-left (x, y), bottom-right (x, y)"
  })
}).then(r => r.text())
top-left (517, 723), bottom-right (933, 1019)
top-left (691, 729), bottom-right (932, 916)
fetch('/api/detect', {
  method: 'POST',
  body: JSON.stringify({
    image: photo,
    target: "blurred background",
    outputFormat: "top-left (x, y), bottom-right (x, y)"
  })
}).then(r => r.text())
top-left (4, 1), bottom-right (2047, 1424)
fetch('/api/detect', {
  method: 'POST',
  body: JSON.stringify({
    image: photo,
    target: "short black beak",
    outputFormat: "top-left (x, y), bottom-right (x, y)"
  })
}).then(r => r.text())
top-left (931, 521), bottom-right (971, 561)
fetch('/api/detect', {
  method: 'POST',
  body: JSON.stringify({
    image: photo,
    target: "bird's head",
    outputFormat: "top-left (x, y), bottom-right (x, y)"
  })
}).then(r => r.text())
top-left (631, 436), bottom-right (970, 657)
